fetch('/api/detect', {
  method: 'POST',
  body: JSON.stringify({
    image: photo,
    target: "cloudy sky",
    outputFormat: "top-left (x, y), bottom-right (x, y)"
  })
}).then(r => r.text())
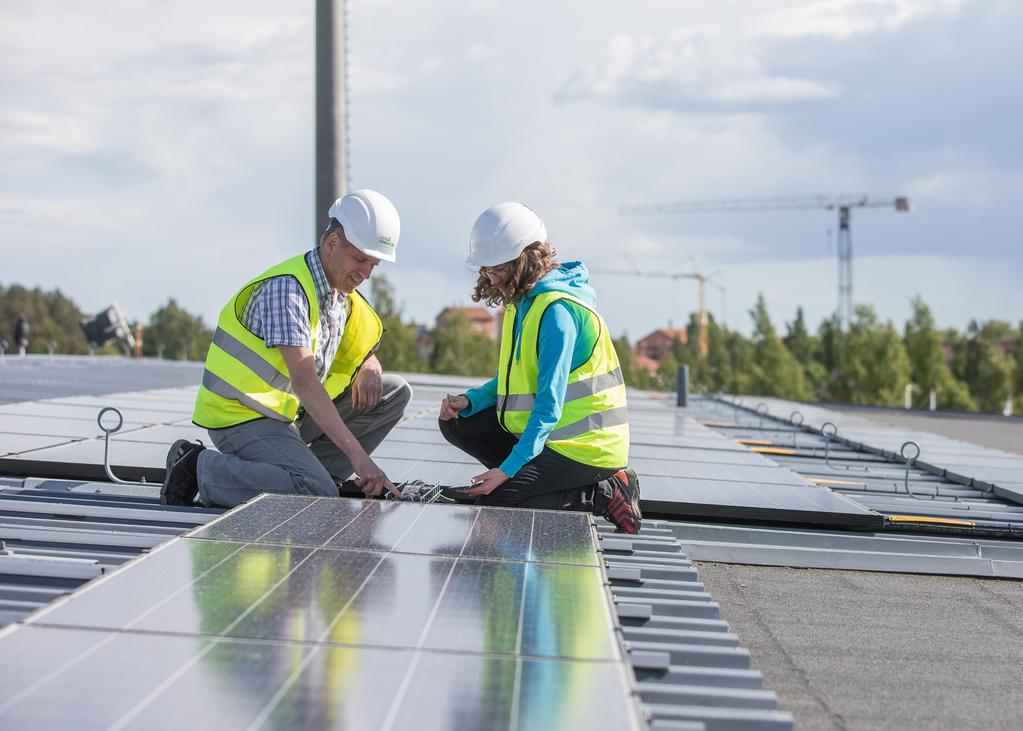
top-left (2, 0), bottom-right (1020, 343)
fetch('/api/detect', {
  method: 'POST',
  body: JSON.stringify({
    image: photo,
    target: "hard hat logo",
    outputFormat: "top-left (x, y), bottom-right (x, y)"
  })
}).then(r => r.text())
top-left (327, 189), bottom-right (401, 263)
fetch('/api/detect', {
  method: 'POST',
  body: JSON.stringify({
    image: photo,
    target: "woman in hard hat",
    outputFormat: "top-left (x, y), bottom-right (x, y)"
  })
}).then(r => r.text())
top-left (439, 202), bottom-right (641, 533)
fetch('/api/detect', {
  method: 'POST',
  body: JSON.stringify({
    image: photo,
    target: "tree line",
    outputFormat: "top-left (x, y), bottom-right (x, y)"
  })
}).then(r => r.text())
top-left (615, 295), bottom-right (1021, 414)
top-left (2, 279), bottom-right (1019, 414)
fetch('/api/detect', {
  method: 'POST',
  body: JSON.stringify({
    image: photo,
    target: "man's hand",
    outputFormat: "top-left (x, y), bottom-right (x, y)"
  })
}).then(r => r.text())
top-left (440, 393), bottom-right (469, 421)
top-left (460, 467), bottom-right (509, 496)
top-left (351, 356), bottom-right (383, 411)
top-left (352, 452), bottom-right (400, 499)
top-left (279, 347), bottom-right (396, 498)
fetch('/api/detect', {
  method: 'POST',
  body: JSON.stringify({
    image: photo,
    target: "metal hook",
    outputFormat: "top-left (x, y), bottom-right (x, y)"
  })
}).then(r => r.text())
top-left (897, 441), bottom-right (954, 501)
top-left (821, 422), bottom-right (839, 470)
top-left (756, 402), bottom-right (768, 430)
top-left (898, 440), bottom-right (929, 500)
top-left (732, 395), bottom-right (743, 423)
top-left (97, 407), bottom-right (151, 487)
top-left (789, 411), bottom-right (803, 449)
top-left (819, 421), bottom-right (870, 472)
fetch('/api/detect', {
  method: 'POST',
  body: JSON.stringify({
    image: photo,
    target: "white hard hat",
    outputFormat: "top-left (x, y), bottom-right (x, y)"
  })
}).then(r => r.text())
top-left (327, 189), bottom-right (400, 263)
top-left (466, 202), bottom-right (548, 268)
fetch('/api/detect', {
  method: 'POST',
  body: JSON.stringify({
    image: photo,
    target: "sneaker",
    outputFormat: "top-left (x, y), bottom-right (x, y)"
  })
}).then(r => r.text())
top-left (602, 468), bottom-right (642, 534)
top-left (160, 439), bottom-right (205, 506)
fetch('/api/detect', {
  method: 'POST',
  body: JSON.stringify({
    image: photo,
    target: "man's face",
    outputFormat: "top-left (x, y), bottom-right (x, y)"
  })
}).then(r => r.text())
top-left (323, 233), bottom-right (380, 294)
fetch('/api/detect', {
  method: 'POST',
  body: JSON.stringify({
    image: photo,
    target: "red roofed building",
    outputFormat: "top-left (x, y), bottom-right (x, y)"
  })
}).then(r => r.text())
top-left (631, 353), bottom-right (661, 375)
top-left (636, 327), bottom-right (688, 362)
top-left (436, 306), bottom-right (498, 339)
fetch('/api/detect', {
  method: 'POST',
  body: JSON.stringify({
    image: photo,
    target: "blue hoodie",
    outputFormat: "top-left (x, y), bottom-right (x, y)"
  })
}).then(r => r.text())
top-left (462, 261), bottom-right (599, 477)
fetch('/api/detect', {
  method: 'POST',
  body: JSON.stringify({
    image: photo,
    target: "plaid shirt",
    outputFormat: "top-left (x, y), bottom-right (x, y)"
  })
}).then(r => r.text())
top-left (239, 249), bottom-right (349, 381)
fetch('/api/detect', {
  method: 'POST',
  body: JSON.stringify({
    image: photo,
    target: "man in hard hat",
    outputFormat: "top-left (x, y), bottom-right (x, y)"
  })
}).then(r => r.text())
top-left (161, 189), bottom-right (411, 508)
top-left (439, 202), bottom-right (641, 533)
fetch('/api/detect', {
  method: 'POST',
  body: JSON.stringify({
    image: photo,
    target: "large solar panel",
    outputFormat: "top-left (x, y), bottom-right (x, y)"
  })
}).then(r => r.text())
top-left (0, 494), bottom-right (642, 730)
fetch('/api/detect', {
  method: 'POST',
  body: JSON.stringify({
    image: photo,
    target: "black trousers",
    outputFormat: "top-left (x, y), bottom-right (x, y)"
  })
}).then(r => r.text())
top-left (439, 407), bottom-right (619, 512)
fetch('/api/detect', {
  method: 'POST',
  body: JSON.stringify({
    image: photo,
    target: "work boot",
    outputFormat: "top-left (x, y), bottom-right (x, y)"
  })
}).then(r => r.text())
top-left (160, 439), bottom-right (205, 506)
top-left (601, 468), bottom-right (642, 534)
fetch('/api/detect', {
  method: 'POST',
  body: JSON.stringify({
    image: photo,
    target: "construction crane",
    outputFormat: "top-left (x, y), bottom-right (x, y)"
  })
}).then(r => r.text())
top-left (621, 195), bottom-right (911, 327)
top-left (588, 269), bottom-right (723, 358)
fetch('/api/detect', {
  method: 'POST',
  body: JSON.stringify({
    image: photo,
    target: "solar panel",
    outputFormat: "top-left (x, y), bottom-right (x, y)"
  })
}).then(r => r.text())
top-left (640, 475), bottom-right (882, 527)
top-left (190, 494), bottom-right (599, 565)
top-left (630, 458), bottom-right (809, 485)
top-left (0, 402), bottom-right (188, 423)
top-left (1, 494), bottom-right (641, 730)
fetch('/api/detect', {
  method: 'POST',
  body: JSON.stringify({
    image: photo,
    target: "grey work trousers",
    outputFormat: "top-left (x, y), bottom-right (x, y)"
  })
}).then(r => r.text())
top-left (196, 373), bottom-right (412, 508)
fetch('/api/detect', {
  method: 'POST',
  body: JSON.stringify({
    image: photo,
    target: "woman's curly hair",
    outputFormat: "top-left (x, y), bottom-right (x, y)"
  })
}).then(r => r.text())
top-left (471, 242), bottom-right (559, 307)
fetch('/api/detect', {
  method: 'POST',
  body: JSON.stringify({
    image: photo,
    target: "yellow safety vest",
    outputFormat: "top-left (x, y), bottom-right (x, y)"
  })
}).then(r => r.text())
top-left (497, 291), bottom-right (629, 468)
top-left (193, 253), bottom-right (382, 429)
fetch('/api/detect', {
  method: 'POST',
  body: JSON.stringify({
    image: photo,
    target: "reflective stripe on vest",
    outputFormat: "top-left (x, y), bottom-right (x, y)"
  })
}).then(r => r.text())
top-left (549, 404), bottom-right (629, 441)
top-left (497, 366), bottom-right (625, 412)
top-left (202, 370), bottom-right (290, 422)
top-left (496, 290), bottom-right (629, 468)
top-left (210, 327), bottom-right (294, 394)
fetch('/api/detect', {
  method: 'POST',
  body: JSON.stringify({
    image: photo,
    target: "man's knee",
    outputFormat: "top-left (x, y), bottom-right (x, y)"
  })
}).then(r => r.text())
top-left (291, 471), bottom-right (337, 498)
top-left (289, 454), bottom-right (338, 498)
top-left (383, 374), bottom-right (413, 410)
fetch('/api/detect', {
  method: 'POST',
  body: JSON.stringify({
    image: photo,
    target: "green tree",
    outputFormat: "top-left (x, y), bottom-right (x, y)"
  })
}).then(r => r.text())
top-left (903, 296), bottom-right (975, 411)
top-left (783, 307), bottom-right (813, 363)
top-left (747, 294), bottom-right (812, 399)
top-left (0, 283), bottom-right (91, 354)
top-left (702, 316), bottom-right (735, 393)
top-left (429, 312), bottom-right (497, 377)
top-left (832, 305), bottom-right (911, 406)
top-left (613, 334), bottom-right (655, 390)
top-left (785, 306), bottom-right (827, 398)
top-left (957, 320), bottom-right (1015, 413)
top-left (143, 299), bottom-right (212, 361)
top-left (1015, 322), bottom-right (1023, 414)
top-left (370, 276), bottom-right (427, 372)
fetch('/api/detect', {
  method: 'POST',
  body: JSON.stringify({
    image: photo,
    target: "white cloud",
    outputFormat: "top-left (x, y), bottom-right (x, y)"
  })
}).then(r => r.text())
top-left (559, 0), bottom-right (968, 111)
top-left (903, 172), bottom-right (993, 207)
top-left (751, 0), bottom-right (968, 41)
top-left (558, 29), bottom-right (838, 108)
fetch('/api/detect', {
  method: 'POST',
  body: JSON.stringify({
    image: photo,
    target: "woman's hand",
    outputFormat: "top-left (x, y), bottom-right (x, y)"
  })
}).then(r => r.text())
top-left (440, 393), bottom-right (469, 421)
top-left (460, 467), bottom-right (509, 496)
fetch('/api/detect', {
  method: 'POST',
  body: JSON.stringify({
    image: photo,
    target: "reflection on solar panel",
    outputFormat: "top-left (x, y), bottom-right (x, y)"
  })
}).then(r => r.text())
top-left (0, 494), bottom-right (642, 730)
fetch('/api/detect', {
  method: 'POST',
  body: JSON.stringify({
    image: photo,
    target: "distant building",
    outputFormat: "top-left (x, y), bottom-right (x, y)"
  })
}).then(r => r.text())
top-left (413, 324), bottom-right (433, 363)
top-left (941, 336), bottom-right (1017, 364)
top-left (635, 327), bottom-right (688, 362)
top-left (631, 353), bottom-right (660, 375)
top-left (436, 306), bottom-right (498, 339)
